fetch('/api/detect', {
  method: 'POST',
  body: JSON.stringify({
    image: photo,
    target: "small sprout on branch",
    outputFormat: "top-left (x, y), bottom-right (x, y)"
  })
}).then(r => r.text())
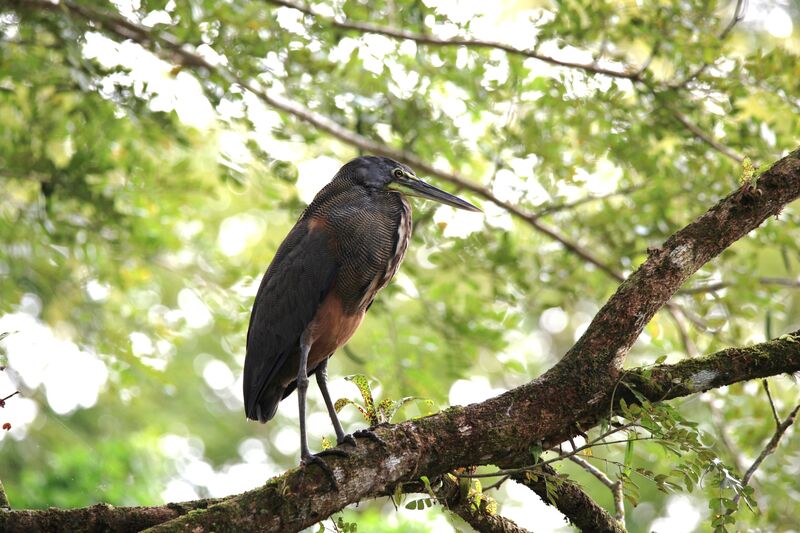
top-left (334, 374), bottom-right (433, 426)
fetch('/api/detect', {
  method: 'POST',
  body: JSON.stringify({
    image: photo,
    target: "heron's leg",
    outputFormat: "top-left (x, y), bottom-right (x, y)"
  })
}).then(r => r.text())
top-left (316, 357), bottom-right (355, 446)
top-left (296, 333), bottom-right (313, 462)
top-left (314, 357), bottom-right (387, 452)
top-left (296, 335), bottom-right (341, 489)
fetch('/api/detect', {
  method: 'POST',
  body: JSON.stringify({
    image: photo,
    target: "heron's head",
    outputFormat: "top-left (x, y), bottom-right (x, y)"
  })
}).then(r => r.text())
top-left (340, 155), bottom-right (480, 212)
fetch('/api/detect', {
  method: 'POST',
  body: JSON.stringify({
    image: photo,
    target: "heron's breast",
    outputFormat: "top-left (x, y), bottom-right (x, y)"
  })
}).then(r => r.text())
top-left (378, 199), bottom-right (412, 290)
top-left (352, 198), bottom-right (411, 310)
top-left (307, 292), bottom-right (365, 368)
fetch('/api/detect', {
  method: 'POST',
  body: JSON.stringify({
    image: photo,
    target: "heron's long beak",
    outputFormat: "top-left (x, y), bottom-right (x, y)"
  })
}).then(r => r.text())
top-left (393, 173), bottom-right (481, 212)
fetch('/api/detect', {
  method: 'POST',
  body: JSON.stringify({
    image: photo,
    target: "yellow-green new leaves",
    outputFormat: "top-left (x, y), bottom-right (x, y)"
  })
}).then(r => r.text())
top-left (334, 374), bottom-right (434, 426)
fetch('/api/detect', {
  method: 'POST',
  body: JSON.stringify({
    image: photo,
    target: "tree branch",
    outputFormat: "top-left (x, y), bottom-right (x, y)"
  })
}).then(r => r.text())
top-left (622, 331), bottom-right (800, 403)
top-left (6, 3), bottom-right (800, 531)
top-left (10, 0), bottom-right (627, 285)
top-left (0, 499), bottom-right (225, 533)
top-left (265, 0), bottom-right (644, 81)
top-left (667, 0), bottom-right (748, 89)
top-left (1, 331), bottom-right (797, 532)
top-left (433, 475), bottom-right (532, 533)
top-left (669, 109), bottom-right (744, 163)
top-left (510, 463), bottom-right (625, 533)
top-left (762, 379), bottom-right (781, 427)
top-left (528, 185), bottom-right (643, 219)
top-left (568, 455), bottom-right (625, 524)
top-left (681, 276), bottom-right (800, 294)
top-left (730, 400), bottom-right (800, 510)
top-left (267, 0), bottom-right (746, 166)
top-left (13, 0), bottom-right (748, 298)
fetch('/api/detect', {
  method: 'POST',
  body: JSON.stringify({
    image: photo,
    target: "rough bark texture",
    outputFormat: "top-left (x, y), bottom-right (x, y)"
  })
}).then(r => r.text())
top-left (625, 329), bottom-right (800, 402)
top-left (0, 499), bottom-right (224, 533)
top-left (434, 475), bottom-right (533, 533)
top-left (510, 464), bottom-right (625, 533)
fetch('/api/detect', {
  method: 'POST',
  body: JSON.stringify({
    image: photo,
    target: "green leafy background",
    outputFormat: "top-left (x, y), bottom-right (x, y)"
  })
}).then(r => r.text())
top-left (0, 1), bottom-right (798, 531)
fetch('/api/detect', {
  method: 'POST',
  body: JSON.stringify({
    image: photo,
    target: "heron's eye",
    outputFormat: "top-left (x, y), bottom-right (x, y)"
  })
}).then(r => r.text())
top-left (392, 168), bottom-right (404, 179)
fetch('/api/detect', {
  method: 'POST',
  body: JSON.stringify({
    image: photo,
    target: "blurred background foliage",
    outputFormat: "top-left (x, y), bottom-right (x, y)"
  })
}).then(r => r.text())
top-left (0, 0), bottom-right (798, 531)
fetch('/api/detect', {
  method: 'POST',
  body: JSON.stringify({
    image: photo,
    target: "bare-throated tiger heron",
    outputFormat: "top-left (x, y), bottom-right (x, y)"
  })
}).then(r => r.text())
top-left (243, 156), bottom-right (479, 470)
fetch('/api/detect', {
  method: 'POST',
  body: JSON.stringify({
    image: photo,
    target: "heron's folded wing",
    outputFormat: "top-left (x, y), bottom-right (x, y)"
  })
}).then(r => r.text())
top-left (243, 225), bottom-right (338, 422)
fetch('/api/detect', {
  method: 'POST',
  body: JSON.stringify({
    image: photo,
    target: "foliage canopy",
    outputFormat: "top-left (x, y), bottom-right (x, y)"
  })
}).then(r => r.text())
top-left (0, 0), bottom-right (799, 531)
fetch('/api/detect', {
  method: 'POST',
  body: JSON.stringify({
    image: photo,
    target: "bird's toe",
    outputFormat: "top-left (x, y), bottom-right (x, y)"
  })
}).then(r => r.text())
top-left (353, 427), bottom-right (388, 448)
top-left (302, 453), bottom-right (340, 490)
top-left (315, 447), bottom-right (350, 458)
top-left (338, 434), bottom-right (357, 447)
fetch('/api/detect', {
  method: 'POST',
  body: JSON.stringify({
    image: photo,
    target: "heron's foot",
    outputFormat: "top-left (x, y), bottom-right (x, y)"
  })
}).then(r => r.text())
top-left (338, 434), bottom-right (357, 447)
top-left (353, 427), bottom-right (388, 448)
top-left (301, 453), bottom-right (340, 490)
top-left (315, 447), bottom-right (351, 458)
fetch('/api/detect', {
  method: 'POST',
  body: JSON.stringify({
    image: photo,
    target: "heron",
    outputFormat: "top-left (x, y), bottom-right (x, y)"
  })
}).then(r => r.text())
top-left (243, 155), bottom-right (479, 471)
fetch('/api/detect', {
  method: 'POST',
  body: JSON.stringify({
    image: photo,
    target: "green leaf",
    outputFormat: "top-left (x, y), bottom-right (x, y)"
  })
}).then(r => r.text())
top-left (624, 438), bottom-right (635, 471)
top-left (345, 374), bottom-right (377, 426)
top-left (405, 499), bottom-right (426, 510)
top-left (529, 443), bottom-right (543, 464)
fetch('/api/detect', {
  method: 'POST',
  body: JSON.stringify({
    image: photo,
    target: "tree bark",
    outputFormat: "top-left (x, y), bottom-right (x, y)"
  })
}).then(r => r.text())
top-left (510, 464), bottom-right (625, 533)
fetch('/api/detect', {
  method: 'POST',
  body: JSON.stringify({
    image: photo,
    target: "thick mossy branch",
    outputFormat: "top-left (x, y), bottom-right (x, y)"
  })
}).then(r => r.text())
top-left (4, 334), bottom-right (794, 533)
top-left (0, 499), bottom-right (224, 533)
top-left (509, 464), bottom-right (625, 533)
top-left (555, 149), bottom-right (800, 378)
top-left (434, 475), bottom-right (532, 533)
top-left (624, 330), bottom-right (800, 401)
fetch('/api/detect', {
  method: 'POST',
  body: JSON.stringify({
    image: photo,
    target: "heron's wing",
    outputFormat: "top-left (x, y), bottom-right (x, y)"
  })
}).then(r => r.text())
top-left (243, 223), bottom-right (338, 422)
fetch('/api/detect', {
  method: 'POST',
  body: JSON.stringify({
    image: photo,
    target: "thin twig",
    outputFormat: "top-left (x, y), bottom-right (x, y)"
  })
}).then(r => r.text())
top-left (12, 0), bottom-right (629, 283)
top-left (271, 0), bottom-right (746, 176)
top-left (569, 455), bottom-right (614, 487)
top-left (482, 475), bottom-right (510, 491)
top-left (669, 109), bottom-right (744, 163)
top-left (265, 0), bottom-right (645, 81)
top-left (529, 185), bottom-right (643, 219)
top-left (0, 391), bottom-right (20, 404)
top-left (612, 478), bottom-right (625, 524)
top-left (762, 380), bottom-right (781, 428)
top-left (665, 306), bottom-right (699, 357)
top-left (455, 424), bottom-right (644, 480)
top-left (730, 402), bottom-right (800, 509)
top-left (18, 0), bottom-right (745, 306)
top-left (668, 0), bottom-right (748, 89)
top-left (681, 277), bottom-right (800, 294)
top-left (568, 455), bottom-right (625, 524)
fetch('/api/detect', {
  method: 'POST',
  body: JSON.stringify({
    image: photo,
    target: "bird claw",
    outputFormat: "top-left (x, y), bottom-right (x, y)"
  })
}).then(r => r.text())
top-left (353, 427), bottom-right (388, 448)
top-left (302, 453), bottom-right (340, 490)
top-left (338, 434), bottom-right (357, 447)
top-left (315, 447), bottom-right (350, 458)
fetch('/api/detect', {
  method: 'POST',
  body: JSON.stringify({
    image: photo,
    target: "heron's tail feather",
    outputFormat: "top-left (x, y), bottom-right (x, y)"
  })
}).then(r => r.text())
top-left (248, 387), bottom-right (283, 423)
